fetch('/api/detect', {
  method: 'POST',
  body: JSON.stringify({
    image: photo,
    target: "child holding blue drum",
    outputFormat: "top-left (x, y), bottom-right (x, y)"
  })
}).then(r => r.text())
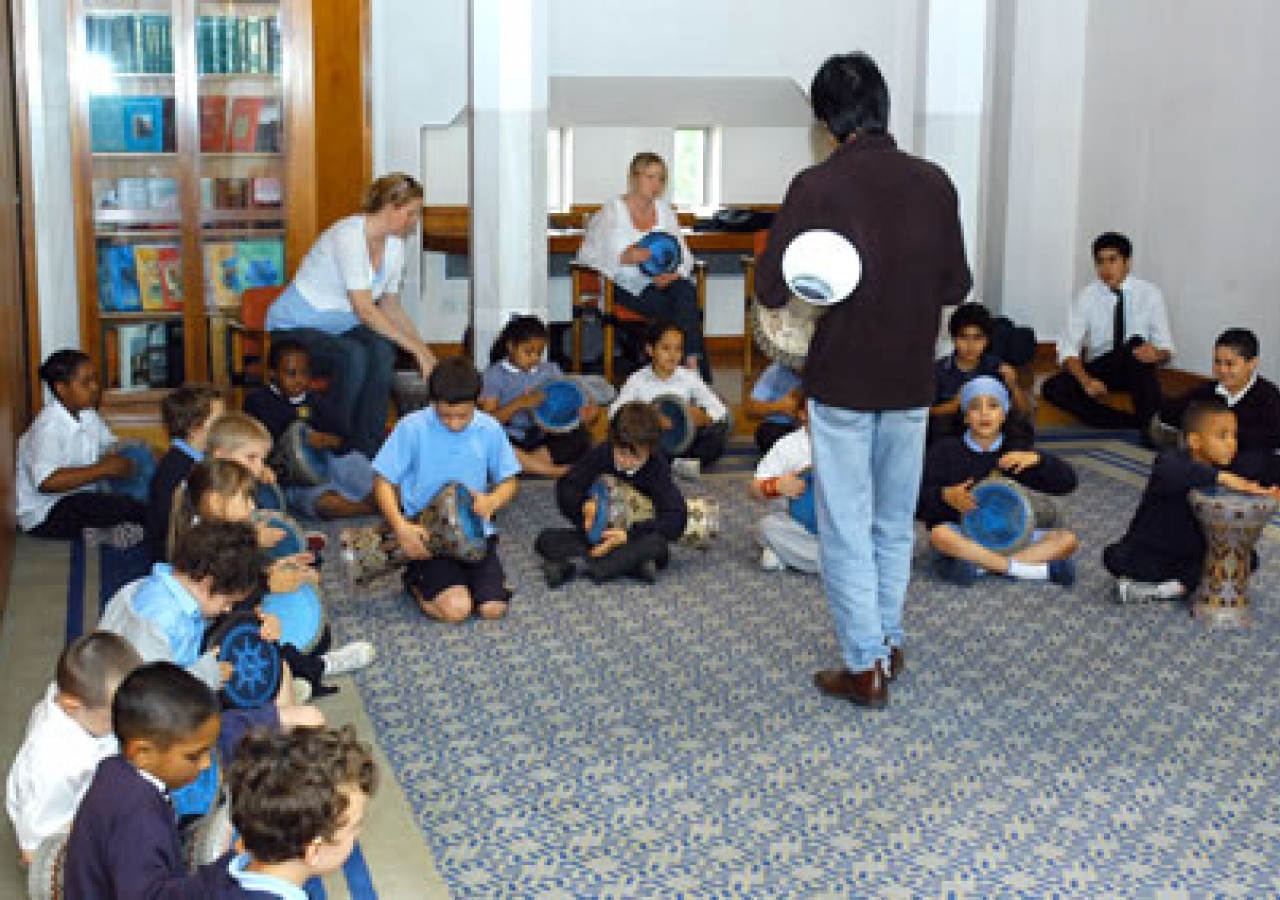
top-left (244, 339), bottom-right (378, 519)
top-left (479, 315), bottom-right (602, 478)
top-left (176, 459), bottom-right (375, 693)
top-left (918, 376), bottom-right (1080, 587)
top-left (16, 349), bottom-right (149, 540)
top-left (750, 404), bottom-right (818, 574)
top-left (611, 320), bottom-right (729, 473)
top-left (373, 357), bottom-right (521, 622)
top-left (535, 401), bottom-right (686, 587)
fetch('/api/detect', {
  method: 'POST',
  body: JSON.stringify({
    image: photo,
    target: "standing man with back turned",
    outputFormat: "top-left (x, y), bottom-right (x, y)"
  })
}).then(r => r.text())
top-left (756, 52), bottom-right (972, 709)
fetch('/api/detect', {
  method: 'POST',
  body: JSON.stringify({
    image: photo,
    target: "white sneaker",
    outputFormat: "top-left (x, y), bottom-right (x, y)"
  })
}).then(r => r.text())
top-left (759, 546), bottom-right (785, 572)
top-left (673, 458), bottom-right (701, 480)
top-left (322, 641), bottom-right (376, 677)
top-left (1114, 578), bottom-right (1164, 604)
top-left (291, 677), bottom-right (313, 704)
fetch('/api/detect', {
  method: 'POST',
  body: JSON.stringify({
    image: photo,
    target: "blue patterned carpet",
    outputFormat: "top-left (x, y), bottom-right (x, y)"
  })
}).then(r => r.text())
top-left (317, 444), bottom-right (1280, 897)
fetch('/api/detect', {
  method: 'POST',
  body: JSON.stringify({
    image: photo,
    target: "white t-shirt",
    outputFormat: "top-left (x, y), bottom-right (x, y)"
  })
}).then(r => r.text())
top-left (754, 428), bottom-right (812, 512)
top-left (292, 214), bottom-right (405, 313)
top-left (6, 684), bottom-right (118, 852)
top-left (15, 402), bottom-right (117, 531)
top-left (610, 365), bottom-right (727, 423)
top-left (575, 197), bottom-right (694, 297)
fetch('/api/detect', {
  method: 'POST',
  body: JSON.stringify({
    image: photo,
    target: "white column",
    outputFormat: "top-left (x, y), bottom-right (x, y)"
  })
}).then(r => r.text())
top-left (469, 0), bottom-right (548, 361)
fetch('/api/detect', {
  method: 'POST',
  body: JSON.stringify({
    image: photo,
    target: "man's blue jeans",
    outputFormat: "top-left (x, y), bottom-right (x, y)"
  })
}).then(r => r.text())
top-left (809, 401), bottom-right (927, 673)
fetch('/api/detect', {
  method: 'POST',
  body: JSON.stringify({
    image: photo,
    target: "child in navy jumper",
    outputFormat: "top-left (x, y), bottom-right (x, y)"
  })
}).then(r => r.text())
top-left (479, 315), bottom-right (601, 478)
top-left (244, 339), bottom-right (378, 519)
top-left (16, 349), bottom-right (149, 540)
top-left (535, 401), bottom-right (687, 586)
top-left (1105, 399), bottom-right (1280, 603)
top-left (918, 376), bottom-right (1079, 587)
top-left (62, 662), bottom-right (271, 897)
top-left (211, 725), bottom-right (377, 896)
top-left (929, 303), bottom-right (1030, 446)
top-left (373, 357), bottom-right (521, 623)
top-left (1152, 328), bottom-right (1280, 484)
top-left (147, 383), bottom-right (225, 561)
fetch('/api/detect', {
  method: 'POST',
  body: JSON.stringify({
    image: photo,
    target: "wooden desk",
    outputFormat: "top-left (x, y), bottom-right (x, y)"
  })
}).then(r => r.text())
top-left (422, 227), bottom-right (758, 256)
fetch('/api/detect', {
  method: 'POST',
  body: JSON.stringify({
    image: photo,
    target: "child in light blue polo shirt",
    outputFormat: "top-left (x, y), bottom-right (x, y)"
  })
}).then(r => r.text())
top-left (744, 361), bottom-right (802, 455)
top-left (373, 357), bottom-right (521, 623)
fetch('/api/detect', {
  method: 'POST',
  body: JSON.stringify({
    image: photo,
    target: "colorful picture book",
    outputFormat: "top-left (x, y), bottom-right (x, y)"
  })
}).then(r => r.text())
top-left (96, 245), bottom-right (141, 311)
top-left (132, 244), bottom-right (183, 311)
top-left (158, 246), bottom-right (184, 309)
top-left (202, 239), bottom-right (285, 309)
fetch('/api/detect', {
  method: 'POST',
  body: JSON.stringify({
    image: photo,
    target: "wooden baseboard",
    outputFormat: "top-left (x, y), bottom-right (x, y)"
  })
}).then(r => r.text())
top-left (1033, 341), bottom-right (1210, 394)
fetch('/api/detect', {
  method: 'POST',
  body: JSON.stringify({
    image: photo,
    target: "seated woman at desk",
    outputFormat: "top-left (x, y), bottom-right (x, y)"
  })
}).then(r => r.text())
top-left (576, 151), bottom-right (710, 382)
top-left (266, 173), bottom-right (437, 457)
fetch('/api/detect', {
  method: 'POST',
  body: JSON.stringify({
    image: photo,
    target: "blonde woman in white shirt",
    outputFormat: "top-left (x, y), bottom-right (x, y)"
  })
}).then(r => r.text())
top-left (1040, 231), bottom-right (1174, 440)
top-left (267, 173), bottom-right (436, 456)
top-left (576, 152), bottom-right (710, 382)
top-left (610, 321), bottom-right (728, 469)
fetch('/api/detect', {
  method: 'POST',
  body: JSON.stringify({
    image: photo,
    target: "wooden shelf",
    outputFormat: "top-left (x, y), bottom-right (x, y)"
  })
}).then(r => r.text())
top-left (99, 310), bottom-right (183, 322)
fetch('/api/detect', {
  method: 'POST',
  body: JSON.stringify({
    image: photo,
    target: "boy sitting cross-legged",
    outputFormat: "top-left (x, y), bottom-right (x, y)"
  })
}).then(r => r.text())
top-left (918, 376), bottom-right (1080, 587)
top-left (535, 401), bottom-right (687, 587)
top-left (147, 384), bottom-right (225, 562)
top-left (372, 357), bottom-right (521, 622)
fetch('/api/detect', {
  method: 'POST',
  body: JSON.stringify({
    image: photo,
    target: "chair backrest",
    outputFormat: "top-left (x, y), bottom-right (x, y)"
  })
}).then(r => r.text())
top-left (239, 285), bottom-right (283, 329)
top-left (752, 228), bottom-right (769, 257)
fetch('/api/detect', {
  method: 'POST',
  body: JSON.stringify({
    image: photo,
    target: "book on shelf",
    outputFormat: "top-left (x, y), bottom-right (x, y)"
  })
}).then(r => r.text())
top-left (121, 96), bottom-right (165, 153)
top-left (250, 176), bottom-right (283, 208)
top-left (203, 243), bottom-right (241, 309)
top-left (86, 13), bottom-right (172, 74)
top-left (227, 97), bottom-right (265, 152)
top-left (199, 95), bottom-right (228, 152)
top-left (97, 245), bottom-right (141, 312)
top-left (133, 245), bottom-right (166, 310)
top-left (214, 178), bottom-right (250, 210)
top-left (103, 327), bottom-right (119, 389)
top-left (146, 177), bottom-right (180, 211)
top-left (89, 97), bottom-right (128, 153)
top-left (146, 323), bottom-right (169, 388)
top-left (162, 97), bottom-right (176, 152)
top-left (117, 324), bottom-right (150, 391)
top-left (115, 177), bottom-right (149, 210)
top-left (237, 240), bottom-right (285, 291)
top-left (254, 100), bottom-right (282, 153)
top-left (157, 246), bottom-right (184, 310)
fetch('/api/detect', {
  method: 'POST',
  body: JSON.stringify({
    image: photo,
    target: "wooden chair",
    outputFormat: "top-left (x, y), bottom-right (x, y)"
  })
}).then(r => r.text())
top-left (569, 260), bottom-right (707, 385)
top-left (228, 285), bottom-right (283, 386)
top-left (739, 229), bottom-right (771, 379)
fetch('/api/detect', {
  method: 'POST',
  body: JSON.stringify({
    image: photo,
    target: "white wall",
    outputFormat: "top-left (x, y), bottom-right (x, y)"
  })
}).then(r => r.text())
top-left (1074, 0), bottom-right (1280, 382)
top-left (27, 0), bottom-right (80, 368)
top-left (992, 0), bottom-right (1090, 343)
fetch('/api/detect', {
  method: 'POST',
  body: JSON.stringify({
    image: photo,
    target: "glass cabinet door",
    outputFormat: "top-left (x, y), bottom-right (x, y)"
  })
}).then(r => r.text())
top-left (196, 0), bottom-right (287, 384)
top-left (81, 0), bottom-right (186, 392)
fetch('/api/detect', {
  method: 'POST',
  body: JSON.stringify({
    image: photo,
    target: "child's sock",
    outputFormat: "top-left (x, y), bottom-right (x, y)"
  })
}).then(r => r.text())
top-left (1007, 560), bottom-right (1049, 581)
top-left (1156, 580), bottom-right (1186, 598)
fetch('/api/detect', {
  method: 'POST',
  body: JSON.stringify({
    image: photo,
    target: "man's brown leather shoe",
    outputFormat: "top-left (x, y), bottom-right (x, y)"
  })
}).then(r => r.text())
top-left (887, 646), bottom-right (904, 682)
top-left (814, 661), bottom-right (888, 709)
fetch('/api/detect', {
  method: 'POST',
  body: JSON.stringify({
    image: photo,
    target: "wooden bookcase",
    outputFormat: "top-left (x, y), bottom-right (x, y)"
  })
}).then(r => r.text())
top-left (67, 0), bottom-right (320, 401)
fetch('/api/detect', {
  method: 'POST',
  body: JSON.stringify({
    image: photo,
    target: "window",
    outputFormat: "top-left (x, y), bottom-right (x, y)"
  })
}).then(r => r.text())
top-left (672, 126), bottom-right (717, 211)
top-left (547, 127), bottom-right (572, 211)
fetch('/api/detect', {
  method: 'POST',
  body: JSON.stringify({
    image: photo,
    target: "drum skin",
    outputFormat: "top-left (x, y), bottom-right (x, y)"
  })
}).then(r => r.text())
top-left (214, 617), bottom-right (282, 710)
top-left (637, 230), bottom-right (681, 276)
top-left (961, 477), bottom-right (1038, 555)
top-left (261, 583), bottom-right (325, 653)
top-left (105, 441), bottom-right (157, 502)
top-left (533, 379), bottom-right (586, 434)
top-left (653, 393), bottom-right (696, 456)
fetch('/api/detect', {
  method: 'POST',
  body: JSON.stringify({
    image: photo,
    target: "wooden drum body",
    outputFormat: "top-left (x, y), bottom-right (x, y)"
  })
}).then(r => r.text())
top-left (1189, 487), bottom-right (1278, 627)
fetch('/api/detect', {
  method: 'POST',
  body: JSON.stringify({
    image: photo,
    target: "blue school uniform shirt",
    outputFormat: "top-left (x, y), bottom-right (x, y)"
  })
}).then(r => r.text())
top-left (130, 563), bottom-right (207, 667)
top-left (481, 359), bottom-right (564, 441)
top-left (750, 362), bottom-right (802, 424)
top-left (372, 408), bottom-right (520, 534)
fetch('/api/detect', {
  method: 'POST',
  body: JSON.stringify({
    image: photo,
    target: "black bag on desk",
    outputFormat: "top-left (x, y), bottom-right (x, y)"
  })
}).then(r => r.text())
top-left (693, 208), bottom-right (776, 233)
